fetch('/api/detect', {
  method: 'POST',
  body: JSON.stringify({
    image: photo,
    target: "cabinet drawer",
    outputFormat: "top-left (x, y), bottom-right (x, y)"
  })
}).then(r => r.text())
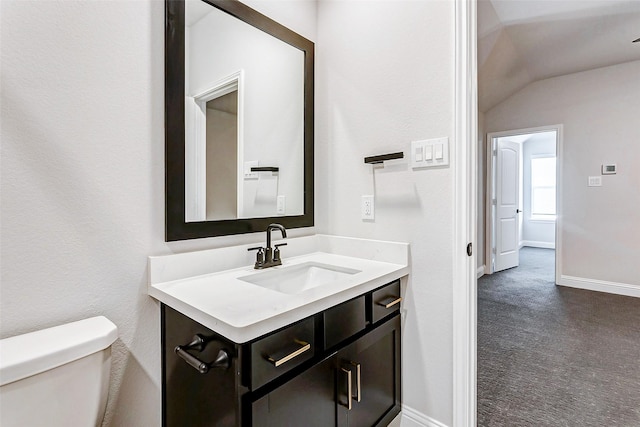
top-left (249, 317), bottom-right (315, 390)
top-left (371, 280), bottom-right (402, 324)
top-left (324, 296), bottom-right (366, 349)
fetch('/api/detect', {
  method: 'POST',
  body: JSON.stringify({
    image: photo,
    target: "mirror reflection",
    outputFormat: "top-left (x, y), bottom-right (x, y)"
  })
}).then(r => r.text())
top-left (185, 0), bottom-right (305, 222)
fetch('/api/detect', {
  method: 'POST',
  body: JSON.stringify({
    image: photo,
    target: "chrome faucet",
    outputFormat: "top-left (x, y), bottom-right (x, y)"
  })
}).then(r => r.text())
top-left (248, 223), bottom-right (287, 269)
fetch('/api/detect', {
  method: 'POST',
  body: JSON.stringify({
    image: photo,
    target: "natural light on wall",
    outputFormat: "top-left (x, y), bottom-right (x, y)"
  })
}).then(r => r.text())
top-left (531, 157), bottom-right (556, 218)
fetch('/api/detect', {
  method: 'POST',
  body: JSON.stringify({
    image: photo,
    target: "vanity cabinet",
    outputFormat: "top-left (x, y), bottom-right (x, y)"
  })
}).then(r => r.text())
top-left (336, 316), bottom-right (401, 427)
top-left (162, 280), bottom-right (402, 427)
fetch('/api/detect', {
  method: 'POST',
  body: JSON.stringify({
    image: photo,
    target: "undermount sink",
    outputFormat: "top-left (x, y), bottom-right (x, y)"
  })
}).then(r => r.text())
top-left (238, 262), bottom-right (361, 295)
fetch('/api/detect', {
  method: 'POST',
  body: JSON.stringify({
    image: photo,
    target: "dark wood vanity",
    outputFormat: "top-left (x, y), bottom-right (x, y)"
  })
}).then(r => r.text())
top-left (162, 279), bottom-right (402, 427)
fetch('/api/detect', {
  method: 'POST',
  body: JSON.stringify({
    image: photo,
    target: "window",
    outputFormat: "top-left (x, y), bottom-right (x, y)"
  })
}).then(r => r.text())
top-left (531, 157), bottom-right (556, 217)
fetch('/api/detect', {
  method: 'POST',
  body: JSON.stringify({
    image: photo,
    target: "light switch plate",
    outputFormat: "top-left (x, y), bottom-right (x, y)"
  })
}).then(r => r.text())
top-left (411, 137), bottom-right (449, 169)
top-left (588, 176), bottom-right (602, 187)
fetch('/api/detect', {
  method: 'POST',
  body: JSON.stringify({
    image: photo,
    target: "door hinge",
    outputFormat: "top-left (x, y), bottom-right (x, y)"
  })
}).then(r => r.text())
top-left (492, 247), bottom-right (497, 254)
top-left (466, 243), bottom-right (472, 256)
top-left (492, 198), bottom-right (497, 206)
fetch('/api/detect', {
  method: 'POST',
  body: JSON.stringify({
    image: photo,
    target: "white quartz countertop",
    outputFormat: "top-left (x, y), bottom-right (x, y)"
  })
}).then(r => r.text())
top-left (148, 235), bottom-right (409, 343)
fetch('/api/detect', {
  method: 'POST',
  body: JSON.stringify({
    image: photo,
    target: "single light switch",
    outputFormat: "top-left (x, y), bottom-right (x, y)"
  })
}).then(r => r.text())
top-left (411, 140), bottom-right (424, 168)
top-left (424, 144), bottom-right (433, 161)
top-left (434, 143), bottom-right (443, 160)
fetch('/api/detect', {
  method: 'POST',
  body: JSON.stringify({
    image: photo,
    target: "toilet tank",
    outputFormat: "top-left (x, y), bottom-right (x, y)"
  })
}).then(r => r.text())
top-left (0, 316), bottom-right (118, 427)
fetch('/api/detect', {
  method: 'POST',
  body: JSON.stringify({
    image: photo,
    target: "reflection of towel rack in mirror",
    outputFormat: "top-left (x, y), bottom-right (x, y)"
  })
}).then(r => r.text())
top-left (250, 167), bottom-right (279, 172)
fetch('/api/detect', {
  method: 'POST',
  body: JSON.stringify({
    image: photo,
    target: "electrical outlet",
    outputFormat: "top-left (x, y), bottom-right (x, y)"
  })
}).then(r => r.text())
top-left (361, 195), bottom-right (374, 220)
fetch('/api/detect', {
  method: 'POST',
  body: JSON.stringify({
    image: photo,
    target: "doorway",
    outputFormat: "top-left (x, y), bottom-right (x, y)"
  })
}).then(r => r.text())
top-left (485, 125), bottom-right (561, 281)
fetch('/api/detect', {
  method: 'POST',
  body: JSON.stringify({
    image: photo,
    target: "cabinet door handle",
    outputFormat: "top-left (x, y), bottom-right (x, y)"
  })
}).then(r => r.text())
top-left (175, 345), bottom-right (211, 374)
top-left (350, 362), bottom-right (361, 402)
top-left (266, 339), bottom-right (311, 367)
top-left (376, 296), bottom-right (402, 309)
top-left (340, 367), bottom-right (353, 410)
top-left (175, 334), bottom-right (231, 373)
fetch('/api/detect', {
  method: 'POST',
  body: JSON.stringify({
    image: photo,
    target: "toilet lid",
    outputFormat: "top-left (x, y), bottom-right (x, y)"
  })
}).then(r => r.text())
top-left (0, 316), bottom-right (117, 386)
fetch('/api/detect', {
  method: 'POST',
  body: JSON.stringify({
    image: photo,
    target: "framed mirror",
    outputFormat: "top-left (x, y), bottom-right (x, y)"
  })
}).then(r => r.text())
top-left (165, 0), bottom-right (314, 241)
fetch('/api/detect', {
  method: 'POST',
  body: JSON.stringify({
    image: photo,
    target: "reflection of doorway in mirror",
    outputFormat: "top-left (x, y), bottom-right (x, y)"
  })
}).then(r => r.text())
top-left (185, 71), bottom-right (244, 222)
top-left (206, 91), bottom-right (238, 220)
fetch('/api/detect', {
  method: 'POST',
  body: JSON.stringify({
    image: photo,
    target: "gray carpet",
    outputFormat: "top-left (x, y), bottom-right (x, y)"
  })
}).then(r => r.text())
top-left (478, 247), bottom-right (640, 426)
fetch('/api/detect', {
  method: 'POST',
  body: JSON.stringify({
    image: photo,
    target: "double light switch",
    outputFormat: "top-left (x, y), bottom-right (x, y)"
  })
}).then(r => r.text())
top-left (411, 137), bottom-right (449, 169)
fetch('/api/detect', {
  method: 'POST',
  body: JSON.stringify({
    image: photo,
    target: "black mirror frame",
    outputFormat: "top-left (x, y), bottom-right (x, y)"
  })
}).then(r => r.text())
top-left (165, 0), bottom-right (314, 241)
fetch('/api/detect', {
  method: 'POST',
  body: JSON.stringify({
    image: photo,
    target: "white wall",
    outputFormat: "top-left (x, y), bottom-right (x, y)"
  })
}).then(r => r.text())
top-left (522, 132), bottom-right (556, 248)
top-left (0, 1), bottom-right (318, 426)
top-left (485, 61), bottom-right (640, 287)
top-left (318, 1), bottom-right (455, 425)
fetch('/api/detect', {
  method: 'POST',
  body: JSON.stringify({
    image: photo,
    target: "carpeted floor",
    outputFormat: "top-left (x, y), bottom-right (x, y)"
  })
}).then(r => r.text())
top-left (478, 247), bottom-right (640, 426)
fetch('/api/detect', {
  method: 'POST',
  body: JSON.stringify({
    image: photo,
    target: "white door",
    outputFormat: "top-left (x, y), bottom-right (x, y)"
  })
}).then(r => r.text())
top-left (495, 139), bottom-right (520, 272)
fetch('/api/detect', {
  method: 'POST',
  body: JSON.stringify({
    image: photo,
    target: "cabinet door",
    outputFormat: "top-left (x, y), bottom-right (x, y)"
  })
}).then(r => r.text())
top-left (162, 305), bottom-right (242, 427)
top-left (252, 355), bottom-right (336, 427)
top-left (337, 315), bottom-right (401, 427)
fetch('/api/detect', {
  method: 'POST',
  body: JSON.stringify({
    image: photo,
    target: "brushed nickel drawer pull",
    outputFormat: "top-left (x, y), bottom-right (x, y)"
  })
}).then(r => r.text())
top-left (350, 361), bottom-right (361, 402)
top-left (376, 296), bottom-right (402, 309)
top-left (266, 339), bottom-right (311, 367)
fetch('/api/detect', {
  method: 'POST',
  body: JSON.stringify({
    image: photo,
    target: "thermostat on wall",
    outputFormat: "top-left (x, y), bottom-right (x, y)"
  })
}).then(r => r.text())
top-left (601, 164), bottom-right (617, 175)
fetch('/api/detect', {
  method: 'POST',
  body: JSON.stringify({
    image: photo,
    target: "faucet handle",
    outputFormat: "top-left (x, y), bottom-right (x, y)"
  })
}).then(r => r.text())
top-left (248, 246), bottom-right (265, 268)
top-left (273, 243), bottom-right (287, 263)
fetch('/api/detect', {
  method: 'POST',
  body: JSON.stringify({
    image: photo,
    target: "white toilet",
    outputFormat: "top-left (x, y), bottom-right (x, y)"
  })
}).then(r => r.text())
top-left (0, 316), bottom-right (118, 427)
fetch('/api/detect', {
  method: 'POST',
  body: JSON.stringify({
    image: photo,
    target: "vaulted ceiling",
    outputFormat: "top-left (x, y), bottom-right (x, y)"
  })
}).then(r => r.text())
top-left (478, 0), bottom-right (640, 112)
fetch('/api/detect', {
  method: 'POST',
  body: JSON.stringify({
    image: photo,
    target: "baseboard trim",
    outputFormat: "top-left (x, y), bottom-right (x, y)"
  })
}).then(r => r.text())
top-left (477, 265), bottom-right (485, 279)
top-left (559, 275), bottom-right (640, 298)
top-left (522, 240), bottom-right (555, 249)
top-left (400, 405), bottom-right (449, 427)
